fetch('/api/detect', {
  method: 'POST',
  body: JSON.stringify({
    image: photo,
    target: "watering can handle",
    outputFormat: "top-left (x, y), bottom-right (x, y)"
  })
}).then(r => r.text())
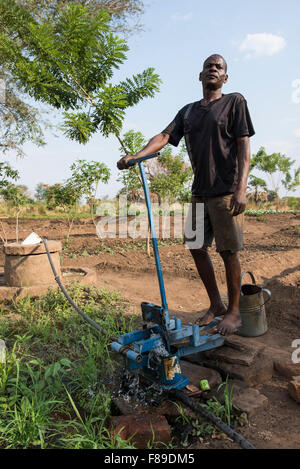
top-left (261, 288), bottom-right (272, 307)
top-left (240, 271), bottom-right (256, 287)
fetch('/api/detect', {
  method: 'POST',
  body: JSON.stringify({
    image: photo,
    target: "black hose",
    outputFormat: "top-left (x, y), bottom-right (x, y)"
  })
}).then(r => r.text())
top-left (43, 237), bottom-right (255, 449)
top-left (169, 388), bottom-right (256, 449)
top-left (42, 238), bottom-right (116, 340)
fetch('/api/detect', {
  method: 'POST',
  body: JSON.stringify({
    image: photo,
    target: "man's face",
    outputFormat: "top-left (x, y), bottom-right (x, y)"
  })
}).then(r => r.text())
top-left (199, 56), bottom-right (228, 90)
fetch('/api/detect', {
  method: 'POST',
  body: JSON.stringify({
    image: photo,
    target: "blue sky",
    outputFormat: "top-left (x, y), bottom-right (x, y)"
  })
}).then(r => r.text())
top-left (9, 0), bottom-right (300, 198)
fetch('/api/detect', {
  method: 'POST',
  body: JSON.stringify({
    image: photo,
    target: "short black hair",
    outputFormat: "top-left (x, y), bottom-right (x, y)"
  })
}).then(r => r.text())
top-left (203, 54), bottom-right (227, 73)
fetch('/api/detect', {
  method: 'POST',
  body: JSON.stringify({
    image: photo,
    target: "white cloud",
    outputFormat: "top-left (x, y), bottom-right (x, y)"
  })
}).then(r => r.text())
top-left (239, 33), bottom-right (286, 58)
top-left (170, 12), bottom-right (192, 22)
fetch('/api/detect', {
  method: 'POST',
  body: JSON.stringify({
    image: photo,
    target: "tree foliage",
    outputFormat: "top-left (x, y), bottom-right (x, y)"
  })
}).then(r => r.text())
top-left (43, 183), bottom-right (79, 210)
top-left (0, 1), bottom-right (160, 149)
top-left (117, 130), bottom-right (193, 203)
top-left (250, 146), bottom-right (300, 198)
top-left (0, 161), bottom-right (19, 189)
top-left (0, 72), bottom-right (47, 157)
top-left (117, 129), bottom-right (146, 201)
top-left (67, 159), bottom-right (111, 216)
top-left (0, 0), bottom-right (145, 157)
top-left (15, 0), bottom-right (144, 34)
top-left (148, 143), bottom-right (193, 203)
top-left (247, 174), bottom-right (267, 203)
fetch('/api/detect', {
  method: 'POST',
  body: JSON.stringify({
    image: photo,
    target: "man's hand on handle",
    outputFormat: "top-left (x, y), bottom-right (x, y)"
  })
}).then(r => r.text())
top-left (116, 132), bottom-right (170, 171)
top-left (117, 155), bottom-right (137, 170)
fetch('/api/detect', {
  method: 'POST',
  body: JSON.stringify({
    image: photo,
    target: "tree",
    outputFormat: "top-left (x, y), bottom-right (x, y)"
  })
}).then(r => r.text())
top-left (117, 129), bottom-right (146, 201)
top-left (282, 167), bottom-right (300, 196)
top-left (250, 146), bottom-right (300, 201)
top-left (43, 182), bottom-right (80, 239)
top-left (247, 174), bottom-right (267, 204)
top-left (35, 182), bottom-right (48, 201)
top-left (0, 0), bottom-right (145, 157)
top-left (1, 183), bottom-right (31, 242)
top-left (0, 161), bottom-right (19, 189)
top-left (67, 159), bottom-right (111, 222)
top-left (0, 2), bottom-right (160, 152)
top-left (117, 131), bottom-right (193, 204)
top-left (15, 0), bottom-right (144, 35)
top-left (0, 161), bottom-right (20, 242)
top-left (117, 130), bottom-right (193, 255)
top-left (0, 72), bottom-right (47, 157)
top-left (148, 143), bottom-right (193, 204)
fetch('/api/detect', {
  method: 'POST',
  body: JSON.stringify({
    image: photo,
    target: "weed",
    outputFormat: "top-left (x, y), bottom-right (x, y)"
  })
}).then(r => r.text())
top-left (81, 250), bottom-right (91, 257)
top-left (0, 283), bottom-right (138, 449)
top-left (217, 375), bottom-right (235, 426)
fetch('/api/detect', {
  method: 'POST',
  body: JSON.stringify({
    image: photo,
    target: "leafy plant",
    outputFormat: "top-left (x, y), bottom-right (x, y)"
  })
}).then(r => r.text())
top-left (250, 146), bottom-right (300, 201)
top-left (217, 375), bottom-right (235, 426)
top-left (43, 183), bottom-right (79, 239)
top-left (0, 2), bottom-right (161, 149)
top-left (67, 159), bottom-right (111, 225)
top-left (1, 183), bottom-right (31, 242)
top-left (0, 283), bottom-right (138, 449)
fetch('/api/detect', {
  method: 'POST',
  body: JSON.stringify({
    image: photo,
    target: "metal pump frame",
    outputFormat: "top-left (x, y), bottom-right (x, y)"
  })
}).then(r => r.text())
top-left (110, 153), bottom-right (225, 389)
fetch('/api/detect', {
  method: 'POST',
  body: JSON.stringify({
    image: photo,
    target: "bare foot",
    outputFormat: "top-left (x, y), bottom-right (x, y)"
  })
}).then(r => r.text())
top-left (217, 311), bottom-right (242, 336)
top-left (196, 303), bottom-right (227, 326)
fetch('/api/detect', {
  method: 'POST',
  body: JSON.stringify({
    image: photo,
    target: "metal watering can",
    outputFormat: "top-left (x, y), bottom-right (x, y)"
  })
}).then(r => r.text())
top-left (237, 271), bottom-right (271, 337)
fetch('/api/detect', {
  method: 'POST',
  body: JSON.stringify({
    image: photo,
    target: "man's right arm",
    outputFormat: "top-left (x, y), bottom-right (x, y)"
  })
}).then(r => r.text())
top-left (117, 132), bottom-right (170, 170)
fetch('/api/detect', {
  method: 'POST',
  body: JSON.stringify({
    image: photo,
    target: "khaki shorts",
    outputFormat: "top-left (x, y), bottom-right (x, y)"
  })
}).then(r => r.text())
top-left (184, 194), bottom-right (244, 253)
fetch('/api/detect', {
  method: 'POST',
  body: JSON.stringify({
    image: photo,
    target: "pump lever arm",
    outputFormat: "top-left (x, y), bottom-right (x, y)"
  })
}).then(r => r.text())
top-left (127, 152), bottom-right (159, 166)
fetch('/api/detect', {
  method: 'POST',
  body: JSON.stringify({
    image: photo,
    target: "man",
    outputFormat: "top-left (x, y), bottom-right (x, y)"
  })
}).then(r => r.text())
top-left (117, 54), bottom-right (255, 335)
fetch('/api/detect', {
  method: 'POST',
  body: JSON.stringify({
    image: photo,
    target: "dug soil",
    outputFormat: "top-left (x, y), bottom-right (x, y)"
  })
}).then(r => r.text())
top-left (0, 212), bottom-right (299, 449)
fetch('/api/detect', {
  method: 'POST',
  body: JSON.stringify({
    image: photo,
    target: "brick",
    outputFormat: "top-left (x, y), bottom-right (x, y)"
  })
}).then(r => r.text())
top-left (203, 349), bottom-right (273, 387)
top-left (288, 376), bottom-right (300, 403)
top-left (219, 351), bottom-right (273, 386)
top-left (180, 361), bottom-right (222, 389)
top-left (184, 340), bottom-right (273, 387)
top-left (274, 362), bottom-right (300, 379)
top-left (224, 335), bottom-right (266, 353)
top-left (109, 414), bottom-right (171, 449)
top-left (204, 335), bottom-right (265, 367)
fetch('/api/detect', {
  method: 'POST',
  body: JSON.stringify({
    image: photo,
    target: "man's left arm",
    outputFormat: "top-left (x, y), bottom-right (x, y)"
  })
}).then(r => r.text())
top-left (230, 136), bottom-right (251, 216)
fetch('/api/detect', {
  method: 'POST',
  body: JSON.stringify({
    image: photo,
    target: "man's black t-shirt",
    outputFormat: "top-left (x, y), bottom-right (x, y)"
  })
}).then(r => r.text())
top-left (162, 93), bottom-right (255, 197)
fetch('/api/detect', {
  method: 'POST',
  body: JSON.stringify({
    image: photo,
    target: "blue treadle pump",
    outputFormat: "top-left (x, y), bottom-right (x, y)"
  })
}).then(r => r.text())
top-left (111, 153), bottom-right (225, 390)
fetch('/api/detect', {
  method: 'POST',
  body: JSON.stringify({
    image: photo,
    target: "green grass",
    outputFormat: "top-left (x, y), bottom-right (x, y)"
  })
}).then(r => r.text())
top-left (62, 238), bottom-right (184, 259)
top-left (0, 283), bottom-right (138, 449)
top-left (245, 208), bottom-right (300, 216)
top-left (170, 377), bottom-right (248, 447)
